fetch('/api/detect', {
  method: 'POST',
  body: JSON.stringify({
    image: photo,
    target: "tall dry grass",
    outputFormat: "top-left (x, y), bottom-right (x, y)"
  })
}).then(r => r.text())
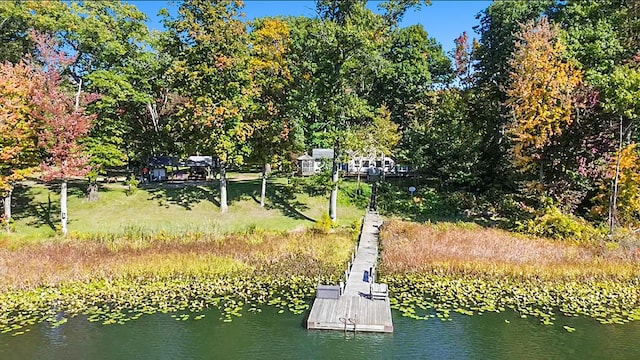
top-left (380, 220), bottom-right (640, 279)
top-left (0, 230), bottom-right (355, 291)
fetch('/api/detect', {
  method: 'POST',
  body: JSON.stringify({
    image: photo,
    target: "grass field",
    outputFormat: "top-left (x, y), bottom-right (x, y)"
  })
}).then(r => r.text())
top-left (3, 173), bottom-right (369, 244)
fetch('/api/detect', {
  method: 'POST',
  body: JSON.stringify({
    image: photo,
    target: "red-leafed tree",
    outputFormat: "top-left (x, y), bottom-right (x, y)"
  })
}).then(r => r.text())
top-left (454, 31), bottom-right (477, 88)
top-left (0, 60), bottom-right (40, 230)
top-left (29, 32), bottom-right (97, 236)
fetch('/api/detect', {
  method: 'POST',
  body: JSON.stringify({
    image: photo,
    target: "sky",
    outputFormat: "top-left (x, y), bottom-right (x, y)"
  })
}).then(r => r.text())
top-left (129, 0), bottom-right (492, 54)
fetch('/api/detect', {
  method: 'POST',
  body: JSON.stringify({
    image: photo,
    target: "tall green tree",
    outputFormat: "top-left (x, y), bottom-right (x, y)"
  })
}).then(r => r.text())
top-left (4, 1), bottom-right (158, 195)
top-left (165, 0), bottom-right (252, 213)
top-left (372, 24), bottom-right (451, 129)
top-left (352, 105), bottom-right (401, 188)
top-left (404, 89), bottom-right (481, 188)
top-left (308, 1), bottom-right (389, 221)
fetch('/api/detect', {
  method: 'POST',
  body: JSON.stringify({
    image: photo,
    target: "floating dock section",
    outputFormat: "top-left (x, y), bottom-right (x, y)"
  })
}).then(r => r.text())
top-left (306, 210), bottom-right (393, 333)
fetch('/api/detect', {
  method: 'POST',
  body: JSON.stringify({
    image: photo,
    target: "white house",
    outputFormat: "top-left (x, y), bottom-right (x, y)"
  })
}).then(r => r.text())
top-left (346, 152), bottom-right (396, 175)
top-left (297, 149), bottom-right (398, 176)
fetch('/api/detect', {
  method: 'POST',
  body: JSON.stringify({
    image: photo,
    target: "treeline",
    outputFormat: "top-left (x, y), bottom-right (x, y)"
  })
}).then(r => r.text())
top-left (0, 1), bottom-right (639, 238)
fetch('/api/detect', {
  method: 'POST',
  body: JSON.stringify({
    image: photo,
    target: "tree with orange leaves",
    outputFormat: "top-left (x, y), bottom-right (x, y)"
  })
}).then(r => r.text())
top-left (0, 60), bottom-right (39, 230)
top-left (505, 17), bottom-right (582, 187)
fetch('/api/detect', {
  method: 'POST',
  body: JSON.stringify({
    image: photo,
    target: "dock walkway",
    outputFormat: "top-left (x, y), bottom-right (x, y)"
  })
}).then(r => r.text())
top-left (306, 209), bottom-right (393, 333)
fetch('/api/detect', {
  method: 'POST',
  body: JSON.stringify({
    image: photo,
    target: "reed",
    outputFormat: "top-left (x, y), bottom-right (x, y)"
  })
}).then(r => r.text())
top-left (380, 220), bottom-right (639, 279)
top-left (379, 220), bottom-right (640, 326)
top-left (0, 229), bottom-right (356, 292)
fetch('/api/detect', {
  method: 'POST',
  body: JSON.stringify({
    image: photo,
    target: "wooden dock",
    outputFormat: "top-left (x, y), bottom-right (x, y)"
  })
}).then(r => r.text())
top-left (306, 210), bottom-right (393, 333)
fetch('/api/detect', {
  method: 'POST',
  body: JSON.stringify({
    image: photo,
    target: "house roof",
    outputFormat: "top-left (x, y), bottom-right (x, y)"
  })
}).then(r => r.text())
top-left (297, 154), bottom-right (313, 160)
top-left (148, 156), bottom-right (179, 167)
top-left (312, 148), bottom-right (334, 159)
top-left (185, 155), bottom-right (213, 167)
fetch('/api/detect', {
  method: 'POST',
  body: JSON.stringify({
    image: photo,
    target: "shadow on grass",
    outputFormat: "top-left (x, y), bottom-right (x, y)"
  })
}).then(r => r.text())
top-left (12, 184), bottom-right (57, 230)
top-left (140, 177), bottom-right (316, 222)
top-left (144, 181), bottom-right (218, 210)
top-left (376, 178), bottom-right (483, 225)
top-left (12, 179), bottom-right (118, 231)
top-left (266, 183), bottom-right (316, 222)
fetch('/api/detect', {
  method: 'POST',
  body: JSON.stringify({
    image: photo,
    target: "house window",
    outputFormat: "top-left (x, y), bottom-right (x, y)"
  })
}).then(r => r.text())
top-left (376, 161), bottom-right (382, 167)
top-left (354, 159), bottom-right (360, 166)
top-left (302, 161), bottom-right (313, 173)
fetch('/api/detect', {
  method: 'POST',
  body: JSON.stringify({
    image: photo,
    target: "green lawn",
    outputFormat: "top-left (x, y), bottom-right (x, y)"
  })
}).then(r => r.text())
top-left (4, 173), bottom-right (369, 243)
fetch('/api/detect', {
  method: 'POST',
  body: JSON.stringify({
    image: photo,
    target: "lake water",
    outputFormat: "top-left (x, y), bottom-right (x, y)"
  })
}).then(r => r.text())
top-left (1, 308), bottom-right (638, 359)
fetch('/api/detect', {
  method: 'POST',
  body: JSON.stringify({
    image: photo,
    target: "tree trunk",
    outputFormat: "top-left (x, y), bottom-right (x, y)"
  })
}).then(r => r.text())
top-left (3, 188), bottom-right (12, 232)
top-left (75, 78), bottom-right (83, 111)
top-left (60, 180), bottom-right (68, 236)
top-left (329, 140), bottom-right (339, 222)
top-left (260, 164), bottom-right (267, 208)
top-left (381, 153), bottom-right (386, 182)
top-left (220, 163), bottom-right (228, 213)
top-left (609, 118), bottom-right (624, 235)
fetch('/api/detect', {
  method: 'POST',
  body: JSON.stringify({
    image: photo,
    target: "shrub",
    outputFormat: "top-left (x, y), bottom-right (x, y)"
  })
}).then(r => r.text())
top-left (518, 206), bottom-right (604, 243)
top-left (313, 213), bottom-right (334, 234)
top-left (0, 215), bottom-right (15, 233)
top-left (125, 174), bottom-right (140, 196)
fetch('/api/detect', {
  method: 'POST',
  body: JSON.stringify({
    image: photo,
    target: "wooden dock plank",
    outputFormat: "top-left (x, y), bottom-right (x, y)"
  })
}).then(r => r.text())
top-left (307, 210), bottom-right (393, 333)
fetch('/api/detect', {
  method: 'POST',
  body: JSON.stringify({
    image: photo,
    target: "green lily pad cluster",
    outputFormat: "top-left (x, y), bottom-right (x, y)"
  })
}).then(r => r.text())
top-left (383, 273), bottom-right (640, 325)
top-left (0, 273), bottom-right (330, 337)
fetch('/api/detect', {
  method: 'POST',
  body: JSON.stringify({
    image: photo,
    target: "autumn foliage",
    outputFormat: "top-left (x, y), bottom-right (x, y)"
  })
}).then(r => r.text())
top-left (592, 144), bottom-right (640, 226)
top-left (29, 32), bottom-right (95, 181)
top-left (506, 17), bottom-right (583, 175)
top-left (0, 60), bottom-right (39, 195)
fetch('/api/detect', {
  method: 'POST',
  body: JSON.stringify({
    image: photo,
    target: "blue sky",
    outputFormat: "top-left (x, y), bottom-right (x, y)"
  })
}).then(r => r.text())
top-left (129, 0), bottom-right (491, 54)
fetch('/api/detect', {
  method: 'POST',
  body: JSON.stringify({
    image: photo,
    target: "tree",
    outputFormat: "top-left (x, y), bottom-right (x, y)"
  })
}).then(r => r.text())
top-left (403, 89), bottom-right (481, 188)
top-left (505, 17), bottom-right (582, 189)
top-left (248, 18), bottom-right (301, 207)
top-left (372, 24), bottom-right (451, 131)
top-left (595, 63), bottom-right (640, 231)
top-left (30, 32), bottom-right (96, 236)
top-left (0, 0), bottom-right (35, 63)
top-left (472, 0), bottom-right (551, 187)
top-left (4, 1), bottom-right (159, 199)
top-left (454, 31), bottom-right (476, 88)
top-left (0, 60), bottom-right (39, 229)
top-left (301, 1), bottom-right (390, 221)
top-left (165, 0), bottom-right (252, 213)
top-left (352, 105), bottom-right (400, 189)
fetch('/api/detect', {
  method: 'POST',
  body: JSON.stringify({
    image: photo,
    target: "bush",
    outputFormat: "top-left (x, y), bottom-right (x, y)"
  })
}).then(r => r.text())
top-left (518, 206), bottom-right (604, 243)
top-left (125, 174), bottom-right (140, 196)
top-left (0, 215), bottom-right (15, 233)
top-left (313, 213), bottom-right (335, 234)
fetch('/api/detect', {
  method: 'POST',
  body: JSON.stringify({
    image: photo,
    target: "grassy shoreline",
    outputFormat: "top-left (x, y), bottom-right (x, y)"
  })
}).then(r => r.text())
top-left (1, 178), bottom-right (639, 336)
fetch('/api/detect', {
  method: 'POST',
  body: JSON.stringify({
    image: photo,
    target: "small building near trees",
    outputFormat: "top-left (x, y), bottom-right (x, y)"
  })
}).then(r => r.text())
top-left (296, 154), bottom-right (315, 176)
top-left (296, 148), bottom-right (402, 177)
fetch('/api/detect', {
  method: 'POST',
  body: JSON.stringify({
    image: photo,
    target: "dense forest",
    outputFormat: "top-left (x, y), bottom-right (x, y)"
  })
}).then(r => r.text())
top-left (1, 0), bottom-right (639, 241)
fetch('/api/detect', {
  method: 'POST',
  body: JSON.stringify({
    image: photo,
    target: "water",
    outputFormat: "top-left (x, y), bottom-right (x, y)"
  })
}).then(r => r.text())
top-left (1, 309), bottom-right (638, 360)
